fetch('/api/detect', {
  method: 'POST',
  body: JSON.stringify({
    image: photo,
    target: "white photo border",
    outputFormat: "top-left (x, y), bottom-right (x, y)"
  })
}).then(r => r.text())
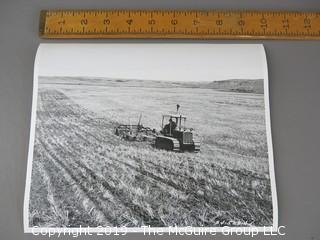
top-left (23, 43), bottom-right (278, 233)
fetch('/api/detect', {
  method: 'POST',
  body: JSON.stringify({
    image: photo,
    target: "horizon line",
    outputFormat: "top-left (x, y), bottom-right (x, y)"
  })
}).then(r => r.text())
top-left (38, 75), bottom-right (264, 82)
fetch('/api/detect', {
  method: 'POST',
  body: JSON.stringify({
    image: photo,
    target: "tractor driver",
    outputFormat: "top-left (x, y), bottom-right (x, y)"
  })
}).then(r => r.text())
top-left (164, 118), bottom-right (177, 134)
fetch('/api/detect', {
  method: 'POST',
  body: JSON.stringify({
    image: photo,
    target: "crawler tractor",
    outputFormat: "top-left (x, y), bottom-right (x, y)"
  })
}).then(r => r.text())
top-left (155, 114), bottom-right (200, 152)
top-left (114, 105), bottom-right (200, 152)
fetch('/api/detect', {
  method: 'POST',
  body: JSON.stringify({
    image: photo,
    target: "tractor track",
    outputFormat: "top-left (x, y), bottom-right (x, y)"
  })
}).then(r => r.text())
top-left (36, 138), bottom-right (114, 226)
top-left (30, 88), bottom-right (272, 227)
top-left (43, 103), bottom-right (269, 197)
top-left (57, 117), bottom-right (271, 219)
top-left (39, 88), bottom-right (268, 184)
top-left (37, 101), bottom-right (163, 226)
top-left (36, 90), bottom-right (177, 225)
top-left (41, 110), bottom-right (256, 214)
top-left (38, 113), bottom-right (199, 225)
top-left (38, 134), bottom-right (166, 226)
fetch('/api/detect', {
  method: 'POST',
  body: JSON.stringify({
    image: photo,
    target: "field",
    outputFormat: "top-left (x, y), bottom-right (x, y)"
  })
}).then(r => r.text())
top-left (29, 77), bottom-right (273, 228)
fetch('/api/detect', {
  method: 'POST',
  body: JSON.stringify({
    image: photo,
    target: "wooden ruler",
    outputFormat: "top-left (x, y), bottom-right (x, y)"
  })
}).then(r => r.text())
top-left (39, 10), bottom-right (320, 39)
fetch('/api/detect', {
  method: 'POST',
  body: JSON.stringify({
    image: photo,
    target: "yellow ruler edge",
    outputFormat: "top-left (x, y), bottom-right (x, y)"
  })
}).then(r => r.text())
top-left (39, 9), bottom-right (320, 39)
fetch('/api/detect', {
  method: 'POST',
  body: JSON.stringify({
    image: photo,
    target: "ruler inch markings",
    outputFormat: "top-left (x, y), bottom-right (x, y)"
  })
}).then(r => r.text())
top-left (39, 9), bottom-right (320, 39)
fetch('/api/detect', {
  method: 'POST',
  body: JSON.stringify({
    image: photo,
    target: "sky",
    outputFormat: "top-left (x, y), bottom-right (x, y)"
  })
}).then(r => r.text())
top-left (37, 44), bottom-right (267, 82)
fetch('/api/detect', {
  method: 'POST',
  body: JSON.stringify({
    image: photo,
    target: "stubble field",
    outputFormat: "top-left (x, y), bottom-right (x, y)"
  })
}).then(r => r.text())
top-left (29, 77), bottom-right (273, 228)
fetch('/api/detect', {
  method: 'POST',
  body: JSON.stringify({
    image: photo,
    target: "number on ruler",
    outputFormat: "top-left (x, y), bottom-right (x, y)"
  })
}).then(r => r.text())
top-left (103, 19), bottom-right (111, 25)
top-left (171, 19), bottom-right (178, 25)
top-left (148, 19), bottom-right (156, 25)
top-left (260, 17), bottom-right (267, 28)
top-left (193, 19), bottom-right (200, 26)
top-left (216, 19), bottom-right (223, 26)
top-left (238, 20), bottom-right (245, 26)
top-left (80, 19), bottom-right (88, 25)
top-left (282, 19), bottom-right (289, 29)
top-left (304, 18), bottom-right (311, 28)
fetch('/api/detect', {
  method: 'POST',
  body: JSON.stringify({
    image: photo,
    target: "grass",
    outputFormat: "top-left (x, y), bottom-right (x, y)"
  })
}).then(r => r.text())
top-left (29, 77), bottom-right (273, 228)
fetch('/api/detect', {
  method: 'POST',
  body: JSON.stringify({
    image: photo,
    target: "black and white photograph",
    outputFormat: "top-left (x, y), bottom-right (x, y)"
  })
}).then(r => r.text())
top-left (24, 44), bottom-right (277, 232)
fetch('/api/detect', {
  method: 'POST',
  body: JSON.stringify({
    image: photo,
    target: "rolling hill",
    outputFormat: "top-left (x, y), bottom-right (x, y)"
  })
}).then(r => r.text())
top-left (203, 79), bottom-right (264, 94)
top-left (39, 76), bottom-right (264, 94)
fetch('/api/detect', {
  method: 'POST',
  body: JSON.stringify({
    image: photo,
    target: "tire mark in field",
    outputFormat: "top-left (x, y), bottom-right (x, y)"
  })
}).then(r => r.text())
top-left (74, 117), bottom-right (269, 187)
top-left (35, 88), bottom-right (272, 226)
top-left (40, 134), bottom-right (209, 226)
top-left (58, 118), bottom-right (271, 219)
top-left (41, 119), bottom-right (178, 226)
top-left (37, 94), bottom-right (122, 226)
top-left (44, 114), bottom-right (200, 198)
top-left (36, 89), bottom-right (210, 224)
top-left (36, 90), bottom-right (168, 226)
top-left (37, 122), bottom-right (133, 224)
top-left (31, 140), bottom-right (109, 227)
top-left (41, 135), bottom-right (165, 226)
top-left (60, 122), bottom-right (256, 224)
top-left (53, 110), bottom-right (268, 193)
top-left (29, 146), bottom-right (59, 227)
top-left (35, 158), bottom-right (69, 226)
top-left (37, 137), bottom-right (117, 226)
top-left (44, 89), bottom-right (272, 224)
top-left (40, 88), bottom-right (269, 185)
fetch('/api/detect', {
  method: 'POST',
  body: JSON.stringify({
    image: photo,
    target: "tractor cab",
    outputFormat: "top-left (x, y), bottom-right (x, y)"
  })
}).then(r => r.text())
top-left (154, 110), bottom-right (200, 152)
top-left (161, 114), bottom-right (187, 136)
top-left (160, 114), bottom-right (195, 147)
